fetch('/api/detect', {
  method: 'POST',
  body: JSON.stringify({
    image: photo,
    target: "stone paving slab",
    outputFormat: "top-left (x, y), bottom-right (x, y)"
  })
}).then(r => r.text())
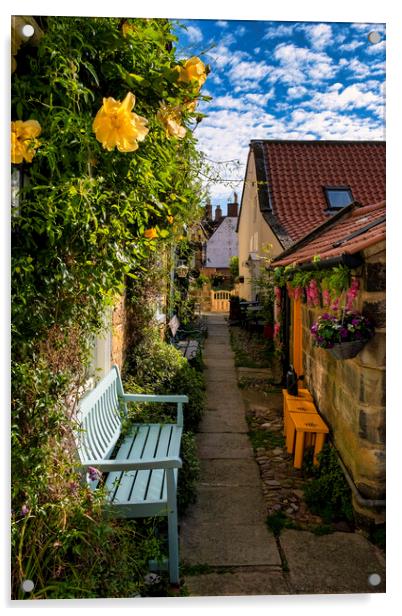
top-left (181, 522), bottom-right (281, 566)
top-left (196, 432), bottom-right (254, 459)
top-left (204, 358), bottom-right (235, 369)
top-left (280, 529), bottom-right (386, 594)
top-left (199, 410), bottom-right (248, 433)
top-left (184, 568), bottom-right (289, 596)
top-left (198, 458), bottom-right (261, 486)
top-left (183, 485), bottom-right (267, 525)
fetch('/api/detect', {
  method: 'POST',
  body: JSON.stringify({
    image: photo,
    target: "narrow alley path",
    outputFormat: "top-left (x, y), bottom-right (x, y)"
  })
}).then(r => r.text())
top-left (180, 314), bottom-right (289, 595)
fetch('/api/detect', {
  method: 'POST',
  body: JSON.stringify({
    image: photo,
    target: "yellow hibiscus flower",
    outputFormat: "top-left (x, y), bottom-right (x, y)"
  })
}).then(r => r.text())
top-left (167, 215), bottom-right (174, 224)
top-left (156, 103), bottom-right (186, 139)
top-left (11, 119), bottom-right (41, 164)
top-left (92, 92), bottom-right (149, 152)
top-left (176, 57), bottom-right (207, 88)
top-left (144, 228), bottom-right (158, 240)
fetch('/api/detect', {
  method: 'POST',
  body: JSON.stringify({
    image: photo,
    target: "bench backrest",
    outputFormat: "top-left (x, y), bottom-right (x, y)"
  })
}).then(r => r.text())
top-left (75, 365), bottom-right (125, 465)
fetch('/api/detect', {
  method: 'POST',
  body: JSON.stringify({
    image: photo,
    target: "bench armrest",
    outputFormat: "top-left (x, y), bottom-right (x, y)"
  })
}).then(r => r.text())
top-left (122, 394), bottom-right (188, 404)
top-left (82, 457), bottom-right (182, 472)
top-left (122, 393), bottom-right (188, 427)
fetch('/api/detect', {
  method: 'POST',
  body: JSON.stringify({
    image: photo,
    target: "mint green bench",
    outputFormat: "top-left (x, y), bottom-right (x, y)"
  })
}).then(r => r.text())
top-left (75, 365), bottom-right (188, 585)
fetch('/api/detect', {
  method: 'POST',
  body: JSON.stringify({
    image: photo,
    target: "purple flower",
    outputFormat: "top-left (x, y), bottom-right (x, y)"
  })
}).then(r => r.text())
top-left (88, 466), bottom-right (101, 482)
top-left (351, 318), bottom-right (361, 327)
top-left (321, 313), bottom-right (330, 320)
top-left (21, 504), bottom-right (29, 517)
top-left (354, 331), bottom-right (363, 339)
top-left (340, 327), bottom-right (349, 339)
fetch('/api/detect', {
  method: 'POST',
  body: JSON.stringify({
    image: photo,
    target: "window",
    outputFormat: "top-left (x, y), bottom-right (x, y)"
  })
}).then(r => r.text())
top-left (324, 186), bottom-right (354, 210)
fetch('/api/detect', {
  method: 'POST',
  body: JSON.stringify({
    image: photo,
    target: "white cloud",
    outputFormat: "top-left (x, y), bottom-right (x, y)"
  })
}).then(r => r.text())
top-left (244, 91), bottom-right (275, 106)
top-left (306, 83), bottom-right (383, 113)
top-left (287, 85), bottom-right (308, 99)
top-left (235, 25), bottom-right (247, 37)
top-left (212, 95), bottom-right (244, 110)
top-left (254, 47), bottom-right (261, 54)
top-left (339, 57), bottom-right (372, 79)
top-left (303, 23), bottom-right (333, 50)
top-left (184, 25), bottom-right (203, 44)
top-left (272, 43), bottom-right (337, 84)
top-left (365, 40), bottom-right (386, 55)
top-left (216, 20), bottom-right (228, 28)
top-left (339, 40), bottom-right (365, 53)
top-left (289, 108), bottom-right (385, 140)
top-left (263, 24), bottom-right (297, 40)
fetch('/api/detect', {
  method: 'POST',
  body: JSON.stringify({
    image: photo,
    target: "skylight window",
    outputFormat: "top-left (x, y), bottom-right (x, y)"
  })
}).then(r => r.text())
top-left (324, 187), bottom-right (354, 210)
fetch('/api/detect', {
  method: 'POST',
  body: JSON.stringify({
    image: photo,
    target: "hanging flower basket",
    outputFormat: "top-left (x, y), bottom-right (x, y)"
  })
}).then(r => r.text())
top-left (310, 311), bottom-right (374, 360)
top-left (328, 339), bottom-right (368, 360)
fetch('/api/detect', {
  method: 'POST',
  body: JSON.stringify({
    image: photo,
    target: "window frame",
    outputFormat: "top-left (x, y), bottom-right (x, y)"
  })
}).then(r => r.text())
top-left (323, 186), bottom-right (354, 211)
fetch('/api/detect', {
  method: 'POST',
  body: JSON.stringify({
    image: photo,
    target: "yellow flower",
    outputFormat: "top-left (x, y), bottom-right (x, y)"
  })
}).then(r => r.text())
top-left (167, 215), bottom-right (174, 224)
top-left (184, 99), bottom-right (197, 113)
top-left (121, 21), bottom-right (135, 37)
top-left (156, 103), bottom-right (186, 139)
top-left (176, 57), bottom-right (207, 89)
top-left (92, 92), bottom-right (149, 152)
top-left (144, 228), bottom-right (158, 240)
top-left (11, 119), bottom-right (41, 164)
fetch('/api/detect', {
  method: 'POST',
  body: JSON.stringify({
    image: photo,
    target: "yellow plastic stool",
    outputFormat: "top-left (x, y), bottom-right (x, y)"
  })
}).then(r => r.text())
top-left (284, 396), bottom-right (316, 441)
top-left (285, 399), bottom-right (318, 450)
top-left (288, 411), bottom-right (329, 469)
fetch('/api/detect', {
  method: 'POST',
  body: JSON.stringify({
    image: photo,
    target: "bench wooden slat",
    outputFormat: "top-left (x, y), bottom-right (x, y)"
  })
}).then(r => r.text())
top-left (129, 425), bottom-right (163, 503)
top-left (145, 425), bottom-right (177, 501)
top-left (110, 425), bottom-right (151, 504)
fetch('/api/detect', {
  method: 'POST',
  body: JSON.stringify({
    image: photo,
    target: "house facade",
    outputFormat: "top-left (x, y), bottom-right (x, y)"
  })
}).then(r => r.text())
top-left (272, 200), bottom-right (386, 526)
top-left (237, 140), bottom-right (386, 300)
top-left (202, 195), bottom-right (239, 278)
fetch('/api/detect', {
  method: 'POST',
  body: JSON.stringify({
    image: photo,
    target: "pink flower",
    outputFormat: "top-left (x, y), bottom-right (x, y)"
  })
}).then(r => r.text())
top-left (273, 323), bottom-right (281, 338)
top-left (322, 289), bottom-right (331, 307)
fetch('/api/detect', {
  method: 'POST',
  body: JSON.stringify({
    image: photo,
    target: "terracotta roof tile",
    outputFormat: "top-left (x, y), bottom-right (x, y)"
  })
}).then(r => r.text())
top-left (273, 201), bottom-right (386, 266)
top-left (256, 140), bottom-right (385, 243)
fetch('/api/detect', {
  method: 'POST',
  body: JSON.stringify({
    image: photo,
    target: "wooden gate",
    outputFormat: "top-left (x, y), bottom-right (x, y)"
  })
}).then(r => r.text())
top-left (210, 290), bottom-right (236, 312)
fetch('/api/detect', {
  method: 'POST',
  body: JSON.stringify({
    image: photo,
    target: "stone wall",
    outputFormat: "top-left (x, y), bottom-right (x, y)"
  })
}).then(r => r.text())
top-left (301, 242), bottom-right (385, 522)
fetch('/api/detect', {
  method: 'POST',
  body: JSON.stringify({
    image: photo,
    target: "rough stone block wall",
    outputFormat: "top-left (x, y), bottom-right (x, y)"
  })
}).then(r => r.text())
top-left (301, 242), bottom-right (385, 519)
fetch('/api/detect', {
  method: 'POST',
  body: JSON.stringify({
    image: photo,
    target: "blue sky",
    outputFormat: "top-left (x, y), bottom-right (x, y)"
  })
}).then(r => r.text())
top-left (174, 19), bottom-right (386, 208)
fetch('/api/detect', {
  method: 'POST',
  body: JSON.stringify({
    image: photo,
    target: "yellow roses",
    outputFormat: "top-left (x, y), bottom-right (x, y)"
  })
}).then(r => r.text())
top-left (176, 57), bottom-right (207, 89)
top-left (92, 92), bottom-right (149, 152)
top-left (11, 119), bottom-right (41, 164)
top-left (156, 103), bottom-right (186, 139)
top-left (144, 228), bottom-right (158, 240)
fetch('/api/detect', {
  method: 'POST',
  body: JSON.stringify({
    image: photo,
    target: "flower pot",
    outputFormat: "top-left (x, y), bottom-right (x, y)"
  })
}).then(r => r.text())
top-left (328, 339), bottom-right (367, 360)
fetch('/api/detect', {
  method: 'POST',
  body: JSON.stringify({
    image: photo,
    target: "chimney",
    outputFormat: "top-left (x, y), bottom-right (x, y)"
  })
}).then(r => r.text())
top-left (204, 198), bottom-right (212, 220)
top-left (227, 192), bottom-right (239, 217)
top-left (214, 205), bottom-right (223, 221)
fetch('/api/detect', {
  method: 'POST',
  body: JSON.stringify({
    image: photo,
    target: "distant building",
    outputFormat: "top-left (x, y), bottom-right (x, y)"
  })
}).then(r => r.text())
top-left (203, 194), bottom-right (239, 274)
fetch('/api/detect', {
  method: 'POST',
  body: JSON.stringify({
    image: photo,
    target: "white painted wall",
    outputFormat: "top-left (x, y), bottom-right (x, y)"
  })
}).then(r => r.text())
top-left (205, 217), bottom-right (238, 268)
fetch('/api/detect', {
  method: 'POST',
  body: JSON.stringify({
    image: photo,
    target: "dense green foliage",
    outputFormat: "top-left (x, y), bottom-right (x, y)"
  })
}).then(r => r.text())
top-left (303, 445), bottom-right (354, 524)
top-left (11, 16), bottom-right (207, 598)
top-left (123, 335), bottom-right (205, 511)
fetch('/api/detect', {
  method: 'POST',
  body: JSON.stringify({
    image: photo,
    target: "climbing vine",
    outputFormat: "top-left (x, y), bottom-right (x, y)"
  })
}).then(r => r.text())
top-left (11, 16), bottom-right (209, 598)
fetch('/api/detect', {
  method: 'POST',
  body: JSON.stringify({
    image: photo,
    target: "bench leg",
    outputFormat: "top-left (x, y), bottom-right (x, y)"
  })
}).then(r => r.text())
top-left (167, 508), bottom-right (179, 585)
top-left (166, 469), bottom-right (179, 585)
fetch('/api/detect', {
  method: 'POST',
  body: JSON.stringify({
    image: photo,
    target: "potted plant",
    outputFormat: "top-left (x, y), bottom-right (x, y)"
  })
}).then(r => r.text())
top-left (310, 311), bottom-right (375, 359)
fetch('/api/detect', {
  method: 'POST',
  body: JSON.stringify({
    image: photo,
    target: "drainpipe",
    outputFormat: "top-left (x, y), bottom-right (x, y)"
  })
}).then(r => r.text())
top-left (331, 440), bottom-right (386, 508)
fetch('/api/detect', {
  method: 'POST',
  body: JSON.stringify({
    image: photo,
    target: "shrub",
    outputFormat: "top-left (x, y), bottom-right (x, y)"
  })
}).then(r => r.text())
top-left (303, 445), bottom-right (354, 524)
